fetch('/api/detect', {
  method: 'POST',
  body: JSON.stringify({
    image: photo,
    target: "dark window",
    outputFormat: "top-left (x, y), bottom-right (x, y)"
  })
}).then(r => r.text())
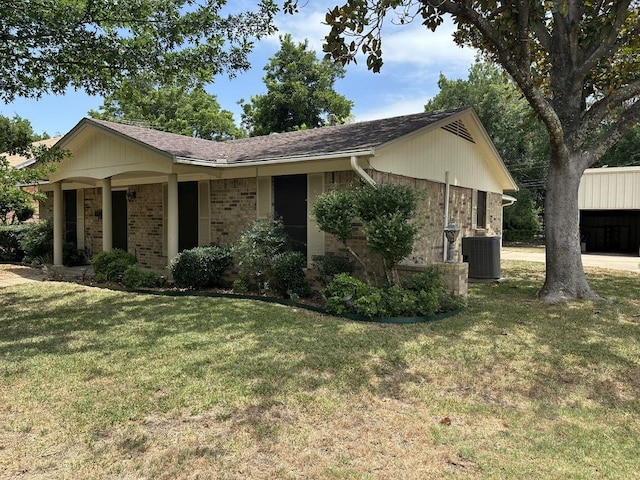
top-left (274, 174), bottom-right (307, 256)
top-left (179, 181), bottom-right (199, 252)
top-left (112, 191), bottom-right (128, 251)
top-left (63, 190), bottom-right (77, 245)
top-left (477, 190), bottom-right (487, 228)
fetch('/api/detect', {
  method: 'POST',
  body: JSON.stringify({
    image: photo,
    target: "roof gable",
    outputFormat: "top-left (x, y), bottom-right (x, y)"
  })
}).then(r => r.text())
top-left (50, 108), bottom-right (516, 192)
top-left (69, 108), bottom-right (469, 164)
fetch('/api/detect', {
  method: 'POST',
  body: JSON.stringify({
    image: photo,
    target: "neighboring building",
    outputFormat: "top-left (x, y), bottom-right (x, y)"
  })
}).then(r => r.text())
top-left (579, 166), bottom-right (640, 254)
top-left (37, 107), bottom-right (517, 274)
top-left (4, 137), bottom-right (62, 169)
top-left (2, 137), bottom-right (62, 223)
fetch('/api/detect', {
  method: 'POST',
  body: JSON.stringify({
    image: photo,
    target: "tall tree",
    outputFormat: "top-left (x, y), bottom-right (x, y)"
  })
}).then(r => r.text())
top-left (90, 79), bottom-right (243, 140)
top-left (0, 0), bottom-right (277, 102)
top-left (286, 0), bottom-right (640, 303)
top-left (241, 34), bottom-right (353, 135)
top-left (425, 60), bottom-right (550, 207)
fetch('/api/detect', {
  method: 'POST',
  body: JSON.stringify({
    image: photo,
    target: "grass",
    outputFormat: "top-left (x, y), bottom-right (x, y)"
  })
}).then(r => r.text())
top-left (1, 260), bottom-right (639, 479)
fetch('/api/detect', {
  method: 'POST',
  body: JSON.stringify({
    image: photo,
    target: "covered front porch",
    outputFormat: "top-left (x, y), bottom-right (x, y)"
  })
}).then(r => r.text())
top-left (46, 173), bottom-right (185, 270)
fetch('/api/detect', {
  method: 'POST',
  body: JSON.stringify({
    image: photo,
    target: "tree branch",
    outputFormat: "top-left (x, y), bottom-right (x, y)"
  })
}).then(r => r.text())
top-left (578, 0), bottom-right (633, 80)
top-left (517, 0), bottom-right (532, 68)
top-left (587, 99), bottom-right (640, 163)
top-left (579, 79), bottom-right (640, 143)
top-left (427, 0), bottom-right (564, 150)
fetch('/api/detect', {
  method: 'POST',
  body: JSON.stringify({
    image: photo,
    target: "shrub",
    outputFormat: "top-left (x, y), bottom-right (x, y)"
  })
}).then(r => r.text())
top-left (14, 203), bottom-right (35, 223)
top-left (19, 220), bottom-right (53, 265)
top-left (169, 245), bottom-right (233, 288)
top-left (0, 224), bottom-right (29, 261)
top-left (234, 218), bottom-right (289, 288)
top-left (63, 242), bottom-right (86, 267)
top-left (324, 273), bottom-right (372, 315)
top-left (403, 269), bottom-right (467, 315)
top-left (122, 265), bottom-right (159, 289)
top-left (352, 289), bottom-right (387, 318)
top-left (325, 271), bottom-right (460, 319)
top-left (91, 249), bottom-right (136, 283)
top-left (402, 268), bottom-right (445, 296)
top-left (271, 250), bottom-right (310, 298)
top-left (311, 254), bottom-right (354, 286)
top-left (384, 285), bottom-right (418, 317)
top-left (232, 277), bottom-right (250, 294)
top-left (415, 289), bottom-right (440, 317)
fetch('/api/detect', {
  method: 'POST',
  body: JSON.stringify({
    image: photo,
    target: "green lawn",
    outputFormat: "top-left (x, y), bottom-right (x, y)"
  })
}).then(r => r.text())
top-left (1, 261), bottom-right (639, 479)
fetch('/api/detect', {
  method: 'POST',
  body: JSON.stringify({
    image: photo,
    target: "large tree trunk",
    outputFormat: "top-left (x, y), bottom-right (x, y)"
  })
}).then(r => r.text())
top-left (538, 153), bottom-right (600, 303)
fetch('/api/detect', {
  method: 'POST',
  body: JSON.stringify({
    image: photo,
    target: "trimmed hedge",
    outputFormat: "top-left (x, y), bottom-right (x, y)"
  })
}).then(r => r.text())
top-left (91, 249), bottom-right (136, 283)
top-left (169, 245), bottom-right (233, 288)
top-left (270, 250), bottom-right (311, 298)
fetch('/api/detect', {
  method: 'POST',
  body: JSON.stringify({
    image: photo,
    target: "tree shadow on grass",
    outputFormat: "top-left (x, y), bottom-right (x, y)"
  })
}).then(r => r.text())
top-left (2, 267), bottom-right (639, 427)
top-left (457, 263), bottom-right (640, 414)
top-left (0, 283), bottom-right (437, 404)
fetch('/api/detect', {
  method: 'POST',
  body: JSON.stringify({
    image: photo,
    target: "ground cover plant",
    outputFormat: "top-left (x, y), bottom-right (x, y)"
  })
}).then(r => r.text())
top-left (1, 260), bottom-right (639, 479)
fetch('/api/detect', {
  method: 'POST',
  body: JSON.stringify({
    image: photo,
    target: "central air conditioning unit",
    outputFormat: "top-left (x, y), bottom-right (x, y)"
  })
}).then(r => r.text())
top-left (462, 236), bottom-right (501, 279)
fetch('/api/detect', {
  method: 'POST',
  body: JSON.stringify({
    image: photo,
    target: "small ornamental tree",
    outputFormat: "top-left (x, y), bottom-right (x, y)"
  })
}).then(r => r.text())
top-left (312, 183), bottom-right (419, 286)
top-left (1, 115), bottom-right (67, 225)
top-left (356, 184), bottom-right (419, 285)
top-left (365, 213), bottom-right (418, 285)
top-left (312, 189), bottom-right (369, 283)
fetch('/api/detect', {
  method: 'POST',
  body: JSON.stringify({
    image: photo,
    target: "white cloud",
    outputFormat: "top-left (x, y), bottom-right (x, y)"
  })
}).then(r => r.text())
top-left (273, 9), bottom-right (331, 52)
top-left (354, 97), bottom-right (427, 122)
top-left (274, 7), bottom-right (476, 69)
top-left (382, 18), bottom-right (476, 68)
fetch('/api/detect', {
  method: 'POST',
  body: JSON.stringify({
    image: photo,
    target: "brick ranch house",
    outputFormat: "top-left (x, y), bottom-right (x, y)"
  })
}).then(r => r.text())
top-left (38, 107), bottom-right (517, 289)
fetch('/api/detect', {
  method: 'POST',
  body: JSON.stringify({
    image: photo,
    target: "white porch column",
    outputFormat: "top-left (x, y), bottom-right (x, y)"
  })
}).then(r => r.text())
top-left (102, 177), bottom-right (112, 252)
top-left (167, 173), bottom-right (179, 264)
top-left (52, 182), bottom-right (63, 266)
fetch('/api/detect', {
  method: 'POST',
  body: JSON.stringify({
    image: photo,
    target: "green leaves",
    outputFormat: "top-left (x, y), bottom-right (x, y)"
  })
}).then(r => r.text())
top-left (1, 0), bottom-right (278, 102)
top-left (90, 79), bottom-right (242, 140)
top-left (312, 189), bottom-right (357, 245)
top-left (1, 115), bottom-right (66, 225)
top-left (313, 184), bottom-right (420, 285)
top-left (241, 34), bottom-right (353, 135)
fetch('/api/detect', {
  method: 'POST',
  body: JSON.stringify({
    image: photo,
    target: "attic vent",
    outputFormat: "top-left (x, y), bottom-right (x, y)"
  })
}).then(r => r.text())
top-left (441, 119), bottom-right (475, 143)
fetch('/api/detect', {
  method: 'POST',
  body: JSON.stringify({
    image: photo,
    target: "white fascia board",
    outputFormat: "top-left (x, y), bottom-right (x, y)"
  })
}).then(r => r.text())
top-left (173, 148), bottom-right (375, 168)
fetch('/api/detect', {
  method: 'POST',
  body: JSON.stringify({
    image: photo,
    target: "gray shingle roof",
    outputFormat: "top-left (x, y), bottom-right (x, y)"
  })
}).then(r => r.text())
top-left (87, 107), bottom-right (467, 164)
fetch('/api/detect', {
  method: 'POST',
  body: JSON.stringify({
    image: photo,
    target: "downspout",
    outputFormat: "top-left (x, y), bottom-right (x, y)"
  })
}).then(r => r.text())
top-left (443, 171), bottom-right (450, 262)
top-left (501, 194), bottom-right (517, 249)
top-left (350, 155), bottom-right (376, 186)
top-left (502, 194), bottom-right (517, 207)
top-left (349, 155), bottom-right (376, 285)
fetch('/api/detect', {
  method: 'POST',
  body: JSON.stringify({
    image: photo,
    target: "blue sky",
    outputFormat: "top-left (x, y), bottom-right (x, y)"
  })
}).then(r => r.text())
top-left (0, 4), bottom-right (476, 137)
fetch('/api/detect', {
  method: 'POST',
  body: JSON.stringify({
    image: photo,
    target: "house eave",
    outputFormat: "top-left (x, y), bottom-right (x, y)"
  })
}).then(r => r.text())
top-left (173, 148), bottom-right (376, 168)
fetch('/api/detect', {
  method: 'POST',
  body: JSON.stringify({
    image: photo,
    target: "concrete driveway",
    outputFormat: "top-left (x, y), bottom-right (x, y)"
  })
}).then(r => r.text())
top-left (501, 247), bottom-right (640, 273)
